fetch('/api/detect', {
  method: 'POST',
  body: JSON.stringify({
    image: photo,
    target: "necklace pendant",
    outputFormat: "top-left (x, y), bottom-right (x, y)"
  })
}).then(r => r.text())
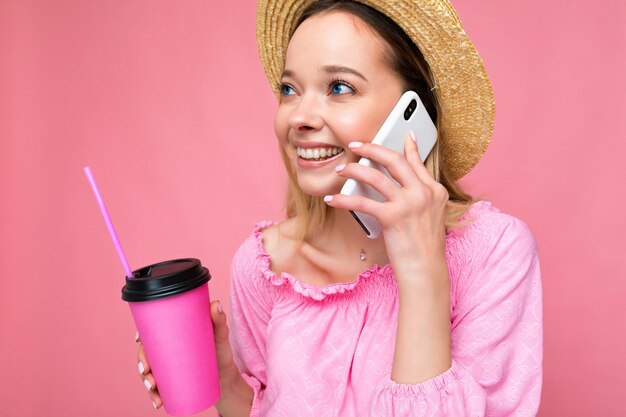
top-left (359, 248), bottom-right (366, 261)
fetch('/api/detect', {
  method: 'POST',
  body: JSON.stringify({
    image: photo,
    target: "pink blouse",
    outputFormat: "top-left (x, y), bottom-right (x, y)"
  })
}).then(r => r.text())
top-left (227, 200), bottom-right (543, 416)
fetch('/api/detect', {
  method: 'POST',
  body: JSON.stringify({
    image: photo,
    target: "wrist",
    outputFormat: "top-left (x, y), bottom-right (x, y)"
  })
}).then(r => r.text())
top-left (394, 260), bottom-right (450, 294)
top-left (223, 363), bottom-right (251, 398)
top-left (215, 364), bottom-right (254, 416)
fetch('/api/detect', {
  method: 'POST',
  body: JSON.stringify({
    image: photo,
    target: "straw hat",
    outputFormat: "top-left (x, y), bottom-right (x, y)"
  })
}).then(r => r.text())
top-left (256, 0), bottom-right (495, 181)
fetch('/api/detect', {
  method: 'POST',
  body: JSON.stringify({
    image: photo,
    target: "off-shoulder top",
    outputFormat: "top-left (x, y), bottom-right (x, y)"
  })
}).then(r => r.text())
top-left (226, 200), bottom-right (543, 417)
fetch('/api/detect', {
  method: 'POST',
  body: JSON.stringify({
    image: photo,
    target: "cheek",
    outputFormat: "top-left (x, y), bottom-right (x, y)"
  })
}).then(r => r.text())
top-left (331, 107), bottom-right (383, 142)
top-left (273, 107), bottom-right (289, 145)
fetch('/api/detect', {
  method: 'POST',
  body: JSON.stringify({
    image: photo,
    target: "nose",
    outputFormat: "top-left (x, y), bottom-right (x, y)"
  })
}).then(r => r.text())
top-left (287, 93), bottom-right (324, 132)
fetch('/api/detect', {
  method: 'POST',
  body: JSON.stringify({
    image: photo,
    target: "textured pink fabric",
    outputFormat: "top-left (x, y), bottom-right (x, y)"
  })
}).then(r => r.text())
top-left (227, 200), bottom-right (543, 417)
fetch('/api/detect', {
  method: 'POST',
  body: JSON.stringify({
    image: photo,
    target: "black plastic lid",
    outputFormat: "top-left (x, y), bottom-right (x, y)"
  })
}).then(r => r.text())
top-left (121, 258), bottom-right (211, 302)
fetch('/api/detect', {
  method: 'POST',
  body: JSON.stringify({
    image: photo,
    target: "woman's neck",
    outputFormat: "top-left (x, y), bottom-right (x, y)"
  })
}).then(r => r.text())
top-left (310, 208), bottom-right (389, 265)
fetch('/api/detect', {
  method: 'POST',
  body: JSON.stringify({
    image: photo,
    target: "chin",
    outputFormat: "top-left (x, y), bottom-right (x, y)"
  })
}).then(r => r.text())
top-left (296, 177), bottom-right (345, 198)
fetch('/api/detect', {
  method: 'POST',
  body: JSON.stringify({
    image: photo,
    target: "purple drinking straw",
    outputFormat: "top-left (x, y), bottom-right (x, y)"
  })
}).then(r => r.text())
top-left (84, 166), bottom-right (134, 279)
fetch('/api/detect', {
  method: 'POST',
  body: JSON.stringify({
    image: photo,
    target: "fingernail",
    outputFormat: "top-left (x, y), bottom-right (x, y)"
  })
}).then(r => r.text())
top-left (217, 302), bottom-right (223, 314)
top-left (144, 379), bottom-right (152, 391)
top-left (335, 164), bottom-right (346, 172)
top-left (138, 361), bottom-right (145, 374)
top-left (348, 141), bottom-right (363, 149)
top-left (135, 331), bottom-right (139, 342)
top-left (153, 401), bottom-right (157, 409)
top-left (323, 195), bottom-right (333, 203)
top-left (409, 130), bottom-right (416, 142)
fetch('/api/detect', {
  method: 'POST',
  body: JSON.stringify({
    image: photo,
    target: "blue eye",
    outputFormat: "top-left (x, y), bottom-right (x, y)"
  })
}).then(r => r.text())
top-left (329, 79), bottom-right (355, 95)
top-left (279, 83), bottom-right (295, 96)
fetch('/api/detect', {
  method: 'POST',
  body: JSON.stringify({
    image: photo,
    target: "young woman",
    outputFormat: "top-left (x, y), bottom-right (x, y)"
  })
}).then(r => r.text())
top-left (137, 1), bottom-right (543, 416)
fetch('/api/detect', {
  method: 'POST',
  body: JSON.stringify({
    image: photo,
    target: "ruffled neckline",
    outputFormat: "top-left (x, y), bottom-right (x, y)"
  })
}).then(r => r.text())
top-left (252, 220), bottom-right (394, 301)
top-left (252, 200), bottom-right (494, 301)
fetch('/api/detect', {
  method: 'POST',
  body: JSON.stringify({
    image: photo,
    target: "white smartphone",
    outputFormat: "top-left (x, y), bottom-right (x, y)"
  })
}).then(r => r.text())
top-left (339, 90), bottom-right (437, 239)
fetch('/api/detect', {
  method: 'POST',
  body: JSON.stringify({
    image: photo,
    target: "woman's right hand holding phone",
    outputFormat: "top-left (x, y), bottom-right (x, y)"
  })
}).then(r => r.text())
top-left (135, 300), bottom-right (254, 415)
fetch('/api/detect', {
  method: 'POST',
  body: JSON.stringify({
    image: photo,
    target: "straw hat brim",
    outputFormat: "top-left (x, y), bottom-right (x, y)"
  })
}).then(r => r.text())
top-left (256, 0), bottom-right (495, 181)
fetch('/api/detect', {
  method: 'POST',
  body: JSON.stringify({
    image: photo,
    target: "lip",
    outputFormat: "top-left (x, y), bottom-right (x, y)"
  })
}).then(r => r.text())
top-left (297, 149), bottom-right (345, 168)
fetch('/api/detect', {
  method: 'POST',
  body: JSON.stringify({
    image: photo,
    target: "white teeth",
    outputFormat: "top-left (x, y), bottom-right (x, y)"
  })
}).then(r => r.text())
top-left (297, 146), bottom-right (343, 160)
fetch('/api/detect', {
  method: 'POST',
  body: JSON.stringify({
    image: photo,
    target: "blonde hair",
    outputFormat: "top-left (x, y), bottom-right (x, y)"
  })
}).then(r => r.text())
top-left (278, 1), bottom-right (485, 242)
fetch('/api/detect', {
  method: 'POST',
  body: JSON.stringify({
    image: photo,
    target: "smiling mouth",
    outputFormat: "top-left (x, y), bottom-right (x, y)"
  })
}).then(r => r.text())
top-left (297, 146), bottom-right (345, 161)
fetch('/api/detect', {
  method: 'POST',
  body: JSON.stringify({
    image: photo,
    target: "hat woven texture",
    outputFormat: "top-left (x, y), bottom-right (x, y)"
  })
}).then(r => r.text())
top-left (256, 0), bottom-right (496, 180)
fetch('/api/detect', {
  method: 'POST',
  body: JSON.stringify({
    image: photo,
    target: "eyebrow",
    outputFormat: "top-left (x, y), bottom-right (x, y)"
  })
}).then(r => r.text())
top-left (281, 65), bottom-right (368, 82)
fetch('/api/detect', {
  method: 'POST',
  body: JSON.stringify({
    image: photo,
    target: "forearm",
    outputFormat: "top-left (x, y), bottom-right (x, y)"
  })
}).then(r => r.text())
top-left (391, 263), bottom-right (452, 384)
top-left (215, 365), bottom-right (254, 417)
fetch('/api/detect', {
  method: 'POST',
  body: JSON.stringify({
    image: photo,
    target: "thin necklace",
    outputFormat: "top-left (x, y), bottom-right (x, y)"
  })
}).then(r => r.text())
top-left (360, 248), bottom-right (366, 261)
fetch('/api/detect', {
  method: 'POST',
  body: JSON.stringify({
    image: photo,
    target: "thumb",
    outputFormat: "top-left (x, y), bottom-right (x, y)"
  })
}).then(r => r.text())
top-left (210, 300), bottom-right (238, 375)
top-left (210, 300), bottom-right (230, 346)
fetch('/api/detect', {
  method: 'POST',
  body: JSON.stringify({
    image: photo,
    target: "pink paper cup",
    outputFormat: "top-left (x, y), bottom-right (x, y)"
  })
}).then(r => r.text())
top-left (122, 258), bottom-right (220, 416)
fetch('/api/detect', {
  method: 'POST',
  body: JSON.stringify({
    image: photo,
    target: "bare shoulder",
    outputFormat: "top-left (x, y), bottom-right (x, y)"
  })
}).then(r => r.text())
top-left (260, 218), bottom-right (300, 273)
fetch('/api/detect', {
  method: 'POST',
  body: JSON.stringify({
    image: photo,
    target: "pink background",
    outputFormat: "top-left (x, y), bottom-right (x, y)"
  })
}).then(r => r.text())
top-left (1, 1), bottom-right (624, 416)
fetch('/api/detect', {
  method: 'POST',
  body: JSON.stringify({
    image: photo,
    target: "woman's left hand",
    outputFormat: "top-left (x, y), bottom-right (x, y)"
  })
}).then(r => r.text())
top-left (324, 131), bottom-right (449, 288)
